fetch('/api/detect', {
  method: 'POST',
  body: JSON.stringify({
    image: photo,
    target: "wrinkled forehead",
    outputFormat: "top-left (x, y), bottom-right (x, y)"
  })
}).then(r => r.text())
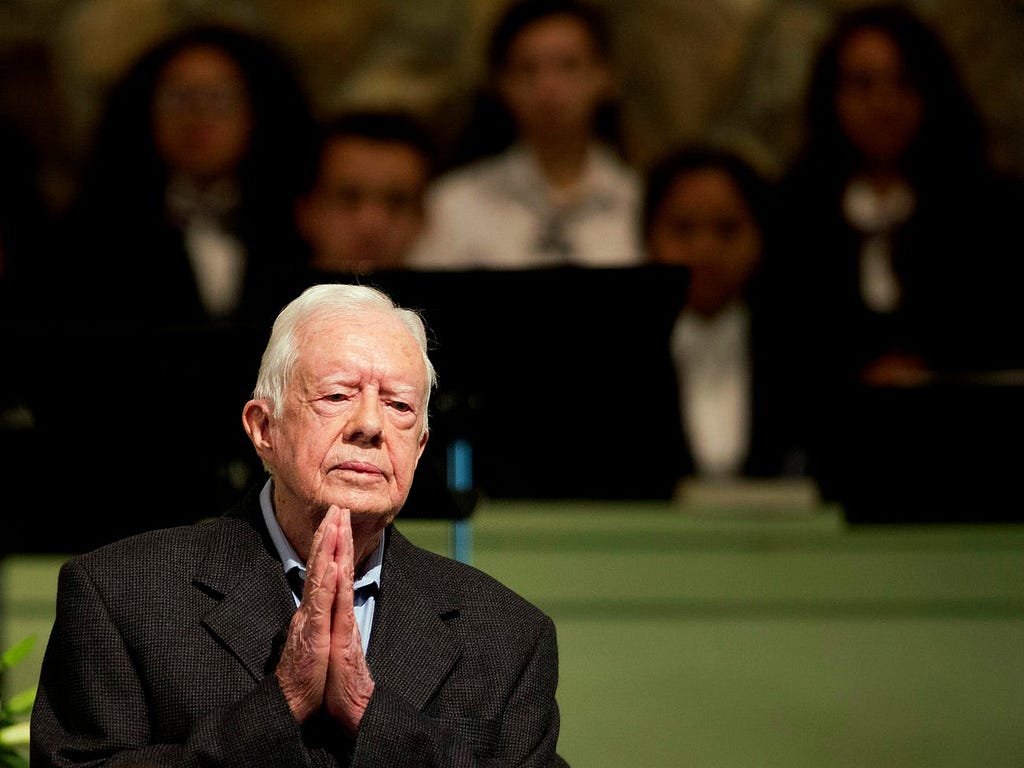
top-left (296, 308), bottom-right (428, 386)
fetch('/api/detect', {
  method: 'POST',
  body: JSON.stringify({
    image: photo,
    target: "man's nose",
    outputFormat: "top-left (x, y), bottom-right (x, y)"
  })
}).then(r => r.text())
top-left (355, 200), bottom-right (390, 231)
top-left (346, 394), bottom-right (384, 444)
top-left (687, 230), bottom-right (721, 266)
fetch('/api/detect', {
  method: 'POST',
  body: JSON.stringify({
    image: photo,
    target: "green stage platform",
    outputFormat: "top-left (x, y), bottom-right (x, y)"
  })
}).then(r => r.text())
top-left (4, 499), bottom-right (1024, 767)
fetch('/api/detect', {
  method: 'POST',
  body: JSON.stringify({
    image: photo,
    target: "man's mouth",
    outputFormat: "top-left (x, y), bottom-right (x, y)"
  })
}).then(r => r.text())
top-left (336, 461), bottom-right (383, 476)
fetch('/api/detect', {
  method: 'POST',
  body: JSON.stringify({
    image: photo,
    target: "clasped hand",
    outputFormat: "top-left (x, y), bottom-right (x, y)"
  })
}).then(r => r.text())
top-left (275, 506), bottom-right (375, 733)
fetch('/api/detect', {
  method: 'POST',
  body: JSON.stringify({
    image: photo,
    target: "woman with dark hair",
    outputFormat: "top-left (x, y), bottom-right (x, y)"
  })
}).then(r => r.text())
top-left (778, 2), bottom-right (1023, 385)
top-left (58, 23), bottom-right (316, 329)
top-left (409, 0), bottom-right (643, 269)
top-left (644, 144), bottom-right (805, 480)
top-left (776, 3), bottom-right (1024, 511)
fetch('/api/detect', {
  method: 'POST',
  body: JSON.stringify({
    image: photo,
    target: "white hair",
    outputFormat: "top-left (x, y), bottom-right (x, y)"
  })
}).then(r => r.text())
top-left (252, 283), bottom-right (437, 430)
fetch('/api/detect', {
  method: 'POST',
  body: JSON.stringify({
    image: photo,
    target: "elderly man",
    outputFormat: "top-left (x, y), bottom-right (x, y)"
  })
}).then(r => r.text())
top-left (31, 283), bottom-right (568, 767)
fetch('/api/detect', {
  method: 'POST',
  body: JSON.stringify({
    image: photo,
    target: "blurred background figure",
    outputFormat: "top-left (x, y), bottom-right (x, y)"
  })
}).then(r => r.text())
top-left (775, 2), bottom-right (1024, 516)
top-left (409, 0), bottom-right (643, 270)
top-left (14, 23), bottom-right (320, 546)
top-left (294, 109), bottom-right (436, 278)
top-left (777, 2), bottom-right (1024, 389)
top-left (55, 22), bottom-right (316, 330)
top-left (643, 144), bottom-right (805, 482)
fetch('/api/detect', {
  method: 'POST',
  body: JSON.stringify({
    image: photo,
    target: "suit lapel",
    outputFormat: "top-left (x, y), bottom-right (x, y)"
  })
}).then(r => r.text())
top-left (184, 499), bottom-right (464, 706)
top-left (367, 529), bottom-right (463, 710)
top-left (192, 495), bottom-right (295, 681)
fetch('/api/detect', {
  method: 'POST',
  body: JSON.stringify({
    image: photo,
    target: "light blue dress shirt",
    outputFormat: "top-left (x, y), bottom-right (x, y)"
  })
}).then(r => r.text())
top-left (259, 480), bottom-right (382, 653)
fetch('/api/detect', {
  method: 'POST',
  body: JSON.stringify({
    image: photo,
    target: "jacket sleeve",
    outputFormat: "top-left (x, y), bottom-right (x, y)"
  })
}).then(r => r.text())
top-left (29, 557), bottom-right (313, 768)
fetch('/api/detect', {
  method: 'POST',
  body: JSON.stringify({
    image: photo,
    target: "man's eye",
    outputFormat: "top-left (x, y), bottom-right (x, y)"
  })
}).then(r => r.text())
top-left (389, 400), bottom-right (412, 413)
top-left (326, 393), bottom-right (349, 402)
top-left (671, 219), bottom-right (697, 238)
top-left (330, 189), bottom-right (362, 207)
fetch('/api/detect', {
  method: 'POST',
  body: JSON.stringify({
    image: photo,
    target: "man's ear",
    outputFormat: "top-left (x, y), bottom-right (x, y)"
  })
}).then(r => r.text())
top-left (416, 429), bottom-right (429, 462)
top-left (242, 400), bottom-right (274, 460)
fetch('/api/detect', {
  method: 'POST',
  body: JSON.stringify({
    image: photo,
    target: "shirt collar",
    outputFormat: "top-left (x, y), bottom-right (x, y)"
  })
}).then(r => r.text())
top-left (260, 479), bottom-right (303, 575)
top-left (355, 535), bottom-right (384, 594)
top-left (259, 478), bottom-right (384, 592)
top-left (500, 142), bottom-right (631, 211)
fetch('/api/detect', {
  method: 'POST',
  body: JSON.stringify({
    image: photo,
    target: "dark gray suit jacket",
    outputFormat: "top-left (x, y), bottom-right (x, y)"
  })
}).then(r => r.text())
top-left (30, 486), bottom-right (567, 767)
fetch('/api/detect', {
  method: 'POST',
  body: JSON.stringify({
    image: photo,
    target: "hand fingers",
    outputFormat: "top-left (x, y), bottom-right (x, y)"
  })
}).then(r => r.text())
top-left (330, 506), bottom-right (364, 651)
top-left (305, 507), bottom-right (342, 606)
top-left (325, 506), bottom-right (374, 733)
top-left (332, 506), bottom-right (355, 617)
top-left (306, 506), bottom-right (341, 584)
top-left (275, 507), bottom-right (342, 722)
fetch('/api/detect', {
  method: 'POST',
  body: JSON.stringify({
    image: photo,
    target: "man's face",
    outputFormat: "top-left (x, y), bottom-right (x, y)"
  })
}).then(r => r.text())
top-left (258, 309), bottom-right (429, 530)
top-left (295, 137), bottom-right (428, 272)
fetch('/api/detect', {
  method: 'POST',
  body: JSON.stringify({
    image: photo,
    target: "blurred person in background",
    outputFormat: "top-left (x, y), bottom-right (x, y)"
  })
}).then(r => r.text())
top-left (409, 0), bottom-right (643, 270)
top-left (775, 2), bottom-right (1024, 508)
top-left (31, 24), bottom-right (319, 540)
top-left (644, 144), bottom-right (807, 482)
top-left (776, 2), bottom-right (1024, 388)
top-left (294, 109), bottom-right (436, 278)
top-left (56, 23), bottom-right (316, 330)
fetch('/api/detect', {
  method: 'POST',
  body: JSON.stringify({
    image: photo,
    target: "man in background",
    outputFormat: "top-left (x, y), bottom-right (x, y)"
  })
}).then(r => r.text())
top-left (295, 109), bottom-right (435, 276)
